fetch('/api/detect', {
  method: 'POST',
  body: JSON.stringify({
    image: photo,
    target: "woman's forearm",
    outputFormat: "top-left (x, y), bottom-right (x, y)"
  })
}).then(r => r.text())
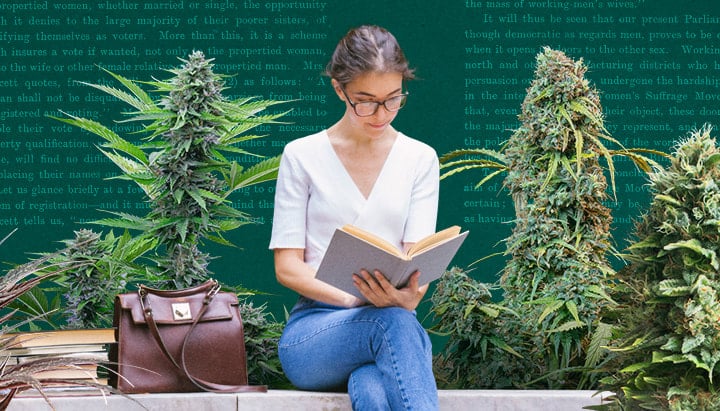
top-left (274, 248), bottom-right (363, 307)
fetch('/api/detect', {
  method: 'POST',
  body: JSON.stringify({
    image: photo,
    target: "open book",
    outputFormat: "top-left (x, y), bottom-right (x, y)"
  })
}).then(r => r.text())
top-left (315, 225), bottom-right (468, 301)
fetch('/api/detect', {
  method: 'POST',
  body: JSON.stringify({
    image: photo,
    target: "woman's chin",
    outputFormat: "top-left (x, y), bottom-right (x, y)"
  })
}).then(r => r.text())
top-left (366, 122), bottom-right (390, 135)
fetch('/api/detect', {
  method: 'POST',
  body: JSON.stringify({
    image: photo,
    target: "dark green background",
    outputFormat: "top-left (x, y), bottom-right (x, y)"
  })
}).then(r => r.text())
top-left (1, 0), bottom-right (719, 322)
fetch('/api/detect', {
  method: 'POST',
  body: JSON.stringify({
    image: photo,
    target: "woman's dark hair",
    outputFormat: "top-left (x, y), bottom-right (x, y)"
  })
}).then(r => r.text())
top-left (325, 25), bottom-right (415, 86)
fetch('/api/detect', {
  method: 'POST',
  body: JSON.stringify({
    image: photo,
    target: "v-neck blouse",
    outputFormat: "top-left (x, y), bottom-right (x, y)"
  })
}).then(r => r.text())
top-left (269, 130), bottom-right (439, 270)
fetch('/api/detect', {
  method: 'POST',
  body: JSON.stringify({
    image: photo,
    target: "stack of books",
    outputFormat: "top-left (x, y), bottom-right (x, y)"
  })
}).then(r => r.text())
top-left (2, 328), bottom-right (115, 384)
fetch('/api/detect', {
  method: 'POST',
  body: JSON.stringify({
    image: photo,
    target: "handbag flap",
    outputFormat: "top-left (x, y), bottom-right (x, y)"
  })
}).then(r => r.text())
top-left (118, 290), bottom-right (238, 325)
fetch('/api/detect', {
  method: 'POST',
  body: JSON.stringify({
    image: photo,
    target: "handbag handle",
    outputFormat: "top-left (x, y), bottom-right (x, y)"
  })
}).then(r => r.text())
top-left (139, 281), bottom-right (267, 393)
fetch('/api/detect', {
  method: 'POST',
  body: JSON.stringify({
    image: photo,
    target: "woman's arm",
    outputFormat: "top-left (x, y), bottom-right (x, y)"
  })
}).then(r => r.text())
top-left (274, 248), bottom-right (364, 308)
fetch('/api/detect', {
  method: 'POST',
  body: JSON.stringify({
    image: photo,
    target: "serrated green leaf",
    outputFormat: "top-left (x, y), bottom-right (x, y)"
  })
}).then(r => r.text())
top-left (664, 239), bottom-right (719, 270)
top-left (547, 320), bottom-right (584, 333)
top-left (477, 304), bottom-right (499, 318)
top-left (651, 351), bottom-right (687, 364)
top-left (654, 194), bottom-right (681, 206)
top-left (619, 362), bottom-right (651, 373)
top-left (656, 279), bottom-right (691, 297)
top-left (486, 336), bottom-right (523, 358)
top-left (585, 322), bottom-right (613, 368)
top-left (187, 189), bottom-right (207, 211)
top-left (538, 299), bottom-right (564, 324)
top-left (565, 300), bottom-right (580, 323)
top-left (705, 152), bottom-right (720, 169)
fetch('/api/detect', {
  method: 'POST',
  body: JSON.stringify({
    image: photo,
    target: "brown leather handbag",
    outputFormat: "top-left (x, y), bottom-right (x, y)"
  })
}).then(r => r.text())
top-left (109, 279), bottom-right (267, 393)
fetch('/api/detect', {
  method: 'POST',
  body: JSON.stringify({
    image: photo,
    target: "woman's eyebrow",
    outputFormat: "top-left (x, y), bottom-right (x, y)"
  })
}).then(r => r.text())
top-left (353, 88), bottom-right (403, 98)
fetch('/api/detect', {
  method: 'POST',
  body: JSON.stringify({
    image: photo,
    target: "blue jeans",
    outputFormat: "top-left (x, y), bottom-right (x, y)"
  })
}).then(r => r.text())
top-left (278, 297), bottom-right (439, 411)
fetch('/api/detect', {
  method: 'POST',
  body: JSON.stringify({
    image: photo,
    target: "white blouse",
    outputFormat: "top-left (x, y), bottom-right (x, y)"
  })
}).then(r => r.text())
top-left (269, 130), bottom-right (439, 270)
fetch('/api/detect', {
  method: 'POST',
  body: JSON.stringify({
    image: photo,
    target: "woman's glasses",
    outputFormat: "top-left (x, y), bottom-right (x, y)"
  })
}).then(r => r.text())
top-left (340, 87), bottom-right (408, 117)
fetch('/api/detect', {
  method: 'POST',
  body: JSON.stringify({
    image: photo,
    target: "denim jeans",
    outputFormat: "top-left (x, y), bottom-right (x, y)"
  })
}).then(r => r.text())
top-left (278, 297), bottom-right (439, 411)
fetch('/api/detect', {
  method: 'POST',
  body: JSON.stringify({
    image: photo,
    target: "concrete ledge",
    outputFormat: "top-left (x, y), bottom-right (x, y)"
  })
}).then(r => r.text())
top-left (7, 389), bottom-right (610, 410)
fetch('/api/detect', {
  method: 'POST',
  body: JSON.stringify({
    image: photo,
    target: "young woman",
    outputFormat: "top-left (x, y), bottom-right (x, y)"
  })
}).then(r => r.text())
top-left (269, 25), bottom-right (440, 410)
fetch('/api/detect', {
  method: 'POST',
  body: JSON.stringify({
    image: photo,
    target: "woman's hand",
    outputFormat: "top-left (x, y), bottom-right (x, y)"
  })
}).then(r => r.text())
top-left (353, 269), bottom-right (426, 311)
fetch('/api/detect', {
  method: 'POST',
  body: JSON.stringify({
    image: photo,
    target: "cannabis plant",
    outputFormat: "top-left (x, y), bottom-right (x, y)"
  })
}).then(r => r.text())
top-left (54, 51), bottom-right (285, 288)
top-left (433, 47), bottom-right (640, 389)
top-left (499, 46), bottom-right (618, 383)
top-left (239, 301), bottom-right (290, 388)
top-left (431, 267), bottom-right (524, 388)
top-left (54, 229), bottom-right (157, 329)
top-left (52, 51), bottom-right (288, 386)
top-left (0, 230), bottom-right (109, 407)
top-left (4, 229), bottom-right (157, 331)
top-left (600, 127), bottom-right (720, 411)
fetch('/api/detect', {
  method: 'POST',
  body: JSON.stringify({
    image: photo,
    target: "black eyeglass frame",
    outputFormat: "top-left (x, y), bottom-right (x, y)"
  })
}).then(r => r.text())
top-left (339, 86), bottom-right (409, 117)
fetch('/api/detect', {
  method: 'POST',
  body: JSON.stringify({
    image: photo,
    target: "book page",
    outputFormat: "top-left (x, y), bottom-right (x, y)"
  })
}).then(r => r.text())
top-left (407, 226), bottom-right (462, 257)
top-left (5, 329), bottom-right (115, 348)
top-left (341, 225), bottom-right (404, 258)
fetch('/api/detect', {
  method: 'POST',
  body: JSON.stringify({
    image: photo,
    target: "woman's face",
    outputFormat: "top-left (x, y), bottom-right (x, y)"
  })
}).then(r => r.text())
top-left (334, 71), bottom-right (404, 139)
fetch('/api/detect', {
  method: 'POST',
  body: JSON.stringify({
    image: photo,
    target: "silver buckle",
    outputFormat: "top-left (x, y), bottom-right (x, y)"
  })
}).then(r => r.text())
top-left (172, 302), bottom-right (192, 321)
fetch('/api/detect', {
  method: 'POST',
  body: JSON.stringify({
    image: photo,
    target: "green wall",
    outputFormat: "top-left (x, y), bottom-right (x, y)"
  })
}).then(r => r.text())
top-left (1, 0), bottom-right (719, 317)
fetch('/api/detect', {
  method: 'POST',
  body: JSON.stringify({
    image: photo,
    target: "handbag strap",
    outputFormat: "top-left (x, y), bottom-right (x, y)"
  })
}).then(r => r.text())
top-left (139, 282), bottom-right (267, 393)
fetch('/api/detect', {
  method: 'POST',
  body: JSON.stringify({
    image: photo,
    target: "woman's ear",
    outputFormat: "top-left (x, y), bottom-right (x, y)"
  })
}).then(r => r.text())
top-left (331, 79), bottom-right (345, 101)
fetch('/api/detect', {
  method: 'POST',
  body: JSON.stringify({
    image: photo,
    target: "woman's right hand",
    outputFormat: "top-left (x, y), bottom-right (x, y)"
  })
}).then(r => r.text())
top-left (353, 269), bottom-right (426, 311)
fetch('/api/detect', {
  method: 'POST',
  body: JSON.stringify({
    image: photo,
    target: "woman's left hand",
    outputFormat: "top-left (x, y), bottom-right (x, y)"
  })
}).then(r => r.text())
top-left (353, 269), bottom-right (426, 310)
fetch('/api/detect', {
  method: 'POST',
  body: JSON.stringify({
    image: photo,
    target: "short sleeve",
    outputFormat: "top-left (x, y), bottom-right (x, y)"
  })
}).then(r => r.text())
top-left (269, 145), bottom-right (308, 249)
top-left (403, 144), bottom-right (440, 243)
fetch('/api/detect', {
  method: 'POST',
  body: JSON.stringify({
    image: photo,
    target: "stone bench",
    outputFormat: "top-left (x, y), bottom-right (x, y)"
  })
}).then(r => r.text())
top-left (7, 389), bottom-right (610, 410)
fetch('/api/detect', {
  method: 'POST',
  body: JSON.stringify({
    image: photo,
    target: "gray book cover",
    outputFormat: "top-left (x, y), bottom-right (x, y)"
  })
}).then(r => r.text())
top-left (316, 228), bottom-right (469, 301)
